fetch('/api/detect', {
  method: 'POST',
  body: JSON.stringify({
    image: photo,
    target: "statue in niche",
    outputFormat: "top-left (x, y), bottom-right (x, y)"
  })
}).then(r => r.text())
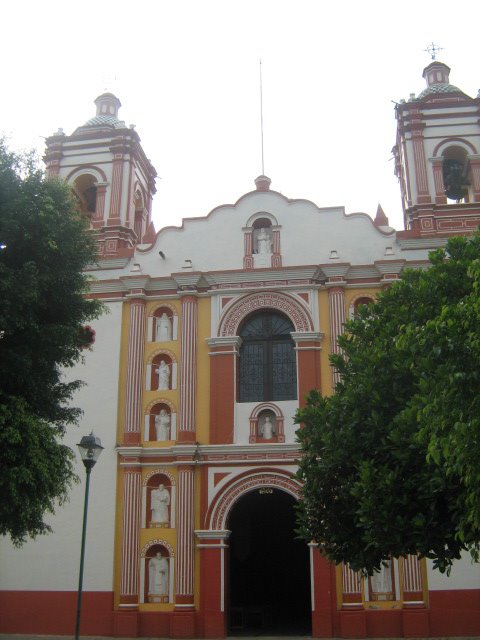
top-left (260, 414), bottom-right (275, 439)
top-left (156, 360), bottom-right (170, 390)
top-left (148, 551), bottom-right (169, 596)
top-left (155, 312), bottom-right (172, 342)
top-left (371, 560), bottom-right (393, 596)
top-left (151, 483), bottom-right (170, 525)
top-left (256, 227), bottom-right (272, 254)
top-left (155, 409), bottom-right (171, 441)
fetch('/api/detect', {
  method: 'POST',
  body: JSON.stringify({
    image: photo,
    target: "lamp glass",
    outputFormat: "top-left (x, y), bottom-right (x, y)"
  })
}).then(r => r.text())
top-left (77, 433), bottom-right (103, 467)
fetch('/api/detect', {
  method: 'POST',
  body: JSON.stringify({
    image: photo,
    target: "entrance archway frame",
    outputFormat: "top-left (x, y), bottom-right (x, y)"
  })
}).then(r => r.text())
top-left (206, 468), bottom-right (301, 531)
top-left (196, 468), bottom-right (334, 638)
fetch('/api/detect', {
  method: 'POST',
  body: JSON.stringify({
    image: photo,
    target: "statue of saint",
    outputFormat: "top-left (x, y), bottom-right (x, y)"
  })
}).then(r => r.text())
top-left (256, 227), bottom-right (272, 254)
top-left (155, 313), bottom-right (172, 342)
top-left (155, 409), bottom-right (171, 441)
top-left (148, 551), bottom-right (169, 596)
top-left (156, 360), bottom-right (170, 390)
top-left (151, 483), bottom-right (170, 525)
top-left (260, 415), bottom-right (275, 439)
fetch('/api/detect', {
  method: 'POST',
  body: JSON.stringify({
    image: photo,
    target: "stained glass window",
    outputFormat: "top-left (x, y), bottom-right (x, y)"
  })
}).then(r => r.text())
top-left (239, 312), bottom-right (297, 402)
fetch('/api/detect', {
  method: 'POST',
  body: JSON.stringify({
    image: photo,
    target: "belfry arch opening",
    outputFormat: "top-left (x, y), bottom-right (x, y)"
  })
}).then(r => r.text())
top-left (442, 146), bottom-right (471, 202)
top-left (227, 487), bottom-right (311, 636)
top-left (73, 173), bottom-right (97, 216)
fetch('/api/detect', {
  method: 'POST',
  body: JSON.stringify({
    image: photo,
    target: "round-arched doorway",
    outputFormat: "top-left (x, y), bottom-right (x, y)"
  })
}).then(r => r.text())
top-left (227, 488), bottom-right (311, 636)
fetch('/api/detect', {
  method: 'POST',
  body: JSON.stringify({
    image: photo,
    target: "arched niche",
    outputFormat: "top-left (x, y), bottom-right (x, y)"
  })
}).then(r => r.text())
top-left (243, 211), bottom-right (282, 268)
top-left (147, 303), bottom-right (178, 342)
top-left (348, 295), bottom-right (375, 319)
top-left (145, 350), bottom-right (177, 391)
top-left (144, 399), bottom-right (177, 442)
top-left (249, 402), bottom-right (285, 443)
top-left (140, 540), bottom-right (175, 604)
top-left (143, 470), bottom-right (175, 529)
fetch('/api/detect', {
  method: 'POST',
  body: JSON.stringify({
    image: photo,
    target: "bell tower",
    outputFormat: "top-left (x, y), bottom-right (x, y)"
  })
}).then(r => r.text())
top-left (393, 58), bottom-right (480, 235)
top-left (44, 93), bottom-right (157, 258)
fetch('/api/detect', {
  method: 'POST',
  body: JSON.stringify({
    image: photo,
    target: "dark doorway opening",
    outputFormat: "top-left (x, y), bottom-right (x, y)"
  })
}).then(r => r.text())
top-left (228, 488), bottom-right (311, 636)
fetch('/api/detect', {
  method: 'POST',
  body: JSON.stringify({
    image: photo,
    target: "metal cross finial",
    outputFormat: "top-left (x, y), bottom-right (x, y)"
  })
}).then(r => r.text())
top-left (425, 42), bottom-right (443, 60)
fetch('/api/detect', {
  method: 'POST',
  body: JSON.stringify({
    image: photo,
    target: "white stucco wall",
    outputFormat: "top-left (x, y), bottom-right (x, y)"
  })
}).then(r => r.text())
top-left (0, 302), bottom-right (122, 591)
top-left (135, 191), bottom-right (398, 276)
top-left (235, 400), bottom-right (299, 445)
top-left (427, 554), bottom-right (480, 591)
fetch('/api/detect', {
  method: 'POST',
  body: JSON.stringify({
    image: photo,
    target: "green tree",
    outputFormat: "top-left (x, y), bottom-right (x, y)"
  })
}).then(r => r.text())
top-left (296, 233), bottom-right (480, 574)
top-left (0, 141), bottom-right (103, 545)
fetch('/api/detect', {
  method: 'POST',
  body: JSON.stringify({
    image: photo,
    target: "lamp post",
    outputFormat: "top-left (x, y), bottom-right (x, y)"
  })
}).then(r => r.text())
top-left (75, 432), bottom-right (103, 640)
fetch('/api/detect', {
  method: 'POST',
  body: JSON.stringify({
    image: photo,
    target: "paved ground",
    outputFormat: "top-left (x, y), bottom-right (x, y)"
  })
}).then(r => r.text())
top-left (3, 636), bottom-right (480, 640)
top-left (0, 636), bottom-right (314, 640)
top-left (0, 636), bottom-right (315, 640)
top-left (2, 636), bottom-right (479, 640)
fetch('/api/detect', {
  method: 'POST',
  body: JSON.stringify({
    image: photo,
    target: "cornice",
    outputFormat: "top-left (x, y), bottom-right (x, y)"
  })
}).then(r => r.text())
top-left (86, 256), bottom-right (438, 297)
top-left (116, 442), bottom-right (301, 462)
top-left (291, 331), bottom-right (324, 343)
top-left (397, 237), bottom-right (448, 250)
top-left (206, 336), bottom-right (243, 348)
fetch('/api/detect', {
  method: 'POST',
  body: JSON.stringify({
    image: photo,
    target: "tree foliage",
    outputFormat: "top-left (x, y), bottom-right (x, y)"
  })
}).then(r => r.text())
top-left (296, 233), bottom-right (480, 574)
top-left (0, 141), bottom-right (103, 545)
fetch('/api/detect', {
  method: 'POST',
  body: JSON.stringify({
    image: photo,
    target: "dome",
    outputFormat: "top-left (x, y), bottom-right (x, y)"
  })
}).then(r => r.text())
top-left (416, 60), bottom-right (471, 101)
top-left (74, 92), bottom-right (126, 132)
top-left (82, 114), bottom-right (125, 129)
top-left (417, 82), bottom-right (467, 100)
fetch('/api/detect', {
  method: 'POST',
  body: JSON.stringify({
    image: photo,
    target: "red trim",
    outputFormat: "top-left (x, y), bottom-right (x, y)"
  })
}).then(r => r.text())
top-left (429, 589), bottom-right (480, 636)
top-left (297, 343), bottom-right (322, 404)
top-left (1, 587), bottom-right (479, 638)
top-left (311, 553), bottom-right (335, 637)
top-left (198, 542), bottom-right (227, 637)
top-left (0, 591), bottom-right (113, 636)
top-left (209, 351), bottom-right (236, 444)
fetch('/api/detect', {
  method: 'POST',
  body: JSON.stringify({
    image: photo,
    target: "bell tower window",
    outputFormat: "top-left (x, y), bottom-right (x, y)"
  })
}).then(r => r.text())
top-left (73, 173), bottom-right (97, 216)
top-left (442, 146), bottom-right (470, 203)
top-left (238, 311), bottom-right (297, 402)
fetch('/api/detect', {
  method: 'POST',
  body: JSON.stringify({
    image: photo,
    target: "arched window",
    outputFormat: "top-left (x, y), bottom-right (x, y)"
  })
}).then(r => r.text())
top-left (442, 146), bottom-right (471, 203)
top-left (73, 173), bottom-right (97, 216)
top-left (239, 311), bottom-right (297, 402)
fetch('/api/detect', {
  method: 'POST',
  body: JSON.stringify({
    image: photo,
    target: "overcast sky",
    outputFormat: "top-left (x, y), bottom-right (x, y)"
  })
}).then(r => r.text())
top-left (2, 0), bottom-right (478, 233)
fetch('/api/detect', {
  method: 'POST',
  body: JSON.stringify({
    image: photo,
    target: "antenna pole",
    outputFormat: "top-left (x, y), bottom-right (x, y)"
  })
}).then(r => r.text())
top-left (259, 59), bottom-right (265, 175)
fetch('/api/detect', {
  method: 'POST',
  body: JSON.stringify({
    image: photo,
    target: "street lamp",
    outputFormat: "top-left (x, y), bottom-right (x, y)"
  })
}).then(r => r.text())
top-left (75, 432), bottom-right (103, 640)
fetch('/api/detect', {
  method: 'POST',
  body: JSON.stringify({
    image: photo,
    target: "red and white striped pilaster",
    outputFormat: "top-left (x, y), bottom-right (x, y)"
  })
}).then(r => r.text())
top-left (94, 183), bottom-right (108, 223)
top-left (271, 228), bottom-right (282, 267)
top-left (430, 158), bottom-right (446, 204)
top-left (402, 554), bottom-right (425, 603)
top-left (175, 465), bottom-right (196, 608)
top-left (178, 295), bottom-right (198, 442)
top-left (328, 286), bottom-right (346, 388)
top-left (243, 229), bottom-right (253, 269)
top-left (119, 468), bottom-right (142, 606)
top-left (108, 153), bottom-right (124, 222)
top-left (412, 127), bottom-right (430, 203)
top-left (124, 298), bottom-right (146, 445)
top-left (468, 155), bottom-right (480, 202)
top-left (341, 563), bottom-right (362, 606)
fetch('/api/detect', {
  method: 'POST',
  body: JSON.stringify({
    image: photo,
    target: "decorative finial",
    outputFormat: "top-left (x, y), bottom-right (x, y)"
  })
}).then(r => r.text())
top-left (424, 42), bottom-right (443, 60)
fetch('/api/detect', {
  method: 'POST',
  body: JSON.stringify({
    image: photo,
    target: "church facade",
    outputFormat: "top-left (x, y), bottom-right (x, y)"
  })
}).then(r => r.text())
top-left (1, 60), bottom-right (479, 638)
